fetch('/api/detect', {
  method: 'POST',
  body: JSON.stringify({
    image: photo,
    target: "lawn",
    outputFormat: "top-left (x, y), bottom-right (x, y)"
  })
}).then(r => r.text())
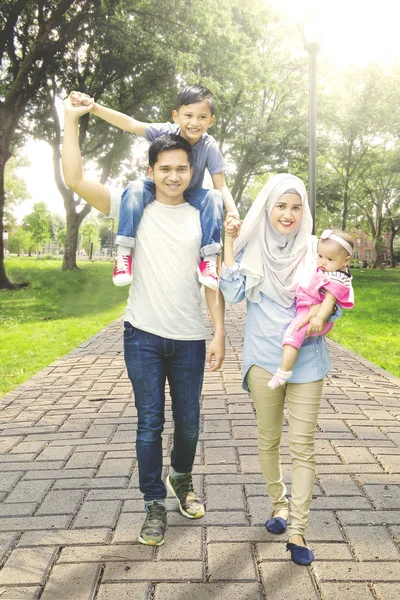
top-left (328, 268), bottom-right (400, 378)
top-left (0, 259), bottom-right (399, 399)
top-left (0, 257), bottom-right (127, 397)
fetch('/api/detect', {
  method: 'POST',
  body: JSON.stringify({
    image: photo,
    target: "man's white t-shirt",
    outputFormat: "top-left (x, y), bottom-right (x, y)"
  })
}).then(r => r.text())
top-left (109, 188), bottom-right (206, 341)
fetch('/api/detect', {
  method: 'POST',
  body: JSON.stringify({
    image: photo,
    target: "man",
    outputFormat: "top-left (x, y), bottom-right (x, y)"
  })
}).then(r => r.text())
top-left (62, 98), bottom-right (225, 546)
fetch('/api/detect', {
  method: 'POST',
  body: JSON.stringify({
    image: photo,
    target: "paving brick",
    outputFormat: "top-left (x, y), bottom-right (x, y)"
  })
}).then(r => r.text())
top-left (374, 583), bottom-right (400, 600)
top-left (208, 542), bottom-right (256, 581)
top-left (259, 562), bottom-right (318, 599)
top-left (4, 480), bottom-right (52, 503)
top-left (0, 471), bottom-right (23, 493)
top-left (336, 446), bottom-right (377, 463)
top-left (72, 500), bottom-right (121, 528)
top-left (103, 560), bottom-right (203, 582)
top-left (318, 474), bottom-right (363, 496)
top-left (204, 446), bottom-right (237, 464)
top-left (57, 543), bottom-right (152, 563)
top-left (155, 583), bottom-right (262, 600)
top-left (96, 458), bottom-right (134, 477)
top-left (0, 502), bottom-right (37, 517)
top-left (343, 525), bottom-right (400, 561)
top-left (336, 510), bottom-right (400, 525)
top-left (52, 476), bottom-right (129, 490)
top-left (0, 547), bottom-right (57, 585)
top-left (18, 528), bottom-right (111, 547)
top-left (65, 451), bottom-right (104, 469)
top-left (10, 441), bottom-right (46, 455)
top-left (0, 532), bottom-right (18, 561)
top-left (319, 583), bottom-right (374, 600)
top-left (36, 446), bottom-right (72, 461)
top-left (96, 583), bottom-right (148, 600)
top-left (363, 484), bottom-right (400, 509)
top-left (313, 561), bottom-right (400, 581)
top-left (0, 587), bottom-right (42, 599)
top-left (40, 563), bottom-right (101, 600)
top-left (206, 484), bottom-right (245, 510)
top-left (36, 490), bottom-right (85, 515)
top-left (0, 515), bottom-right (71, 532)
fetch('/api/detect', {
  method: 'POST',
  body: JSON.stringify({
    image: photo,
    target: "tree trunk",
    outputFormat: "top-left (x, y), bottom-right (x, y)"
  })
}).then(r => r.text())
top-left (62, 210), bottom-right (80, 271)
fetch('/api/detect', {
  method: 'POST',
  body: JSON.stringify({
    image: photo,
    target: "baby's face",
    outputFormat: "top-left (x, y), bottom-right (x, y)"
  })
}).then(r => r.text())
top-left (317, 240), bottom-right (350, 272)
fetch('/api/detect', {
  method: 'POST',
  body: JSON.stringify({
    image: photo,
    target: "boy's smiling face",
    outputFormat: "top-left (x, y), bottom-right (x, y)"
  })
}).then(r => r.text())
top-left (172, 100), bottom-right (215, 146)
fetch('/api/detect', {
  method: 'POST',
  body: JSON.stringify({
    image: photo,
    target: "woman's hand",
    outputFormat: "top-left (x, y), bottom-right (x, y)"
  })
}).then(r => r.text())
top-left (224, 211), bottom-right (242, 239)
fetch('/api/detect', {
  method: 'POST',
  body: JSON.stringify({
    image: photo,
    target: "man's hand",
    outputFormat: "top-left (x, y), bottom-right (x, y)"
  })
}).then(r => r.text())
top-left (64, 95), bottom-right (93, 119)
top-left (69, 91), bottom-right (95, 110)
top-left (206, 334), bottom-right (225, 371)
top-left (224, 211), bottom-right (242, 239)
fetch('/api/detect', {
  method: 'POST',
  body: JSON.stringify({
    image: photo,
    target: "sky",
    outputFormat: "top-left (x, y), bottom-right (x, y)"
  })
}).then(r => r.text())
top-left (13, 0), bottom-right (400, 222)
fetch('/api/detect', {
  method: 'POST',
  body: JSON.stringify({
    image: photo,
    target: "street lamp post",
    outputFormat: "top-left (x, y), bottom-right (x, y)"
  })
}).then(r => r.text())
top-left (300, 18), bottom-right (321, 235)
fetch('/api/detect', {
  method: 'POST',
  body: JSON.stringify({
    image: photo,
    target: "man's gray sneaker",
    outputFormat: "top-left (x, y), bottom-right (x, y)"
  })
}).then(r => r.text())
top-left (138, 501), bottom-right (167, 546)
top-left (167, 473), bottom-right (205, 519)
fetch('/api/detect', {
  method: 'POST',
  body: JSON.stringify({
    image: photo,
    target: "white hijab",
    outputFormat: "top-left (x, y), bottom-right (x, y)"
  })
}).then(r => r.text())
top-left (234, 173), bottom-right (316, 307)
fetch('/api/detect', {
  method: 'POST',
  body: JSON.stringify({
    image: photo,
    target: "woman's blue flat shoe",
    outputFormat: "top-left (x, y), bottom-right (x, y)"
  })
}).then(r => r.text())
top-left (265, 516), bottom-right (287, 534)
top-left (286, 542), bottom-right (314, 566)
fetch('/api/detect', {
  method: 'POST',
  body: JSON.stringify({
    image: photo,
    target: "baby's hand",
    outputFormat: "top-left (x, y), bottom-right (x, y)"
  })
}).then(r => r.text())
top-left (308, 316), bottom-right (324, 334)
top-left (69, 91), bottom-right (95, 110)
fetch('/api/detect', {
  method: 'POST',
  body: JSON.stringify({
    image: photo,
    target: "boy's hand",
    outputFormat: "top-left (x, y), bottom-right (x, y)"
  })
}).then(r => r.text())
top-left (224, 211), bottom-right (242, 239)
top-left (69, 91), bottom-right (95, 111)
top-left (64, 96), bottom-right (93, 119)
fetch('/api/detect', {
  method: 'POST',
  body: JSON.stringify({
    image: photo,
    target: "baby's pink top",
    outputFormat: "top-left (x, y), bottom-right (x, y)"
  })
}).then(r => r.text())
top-left (296, 266), bottom-right (354, 309)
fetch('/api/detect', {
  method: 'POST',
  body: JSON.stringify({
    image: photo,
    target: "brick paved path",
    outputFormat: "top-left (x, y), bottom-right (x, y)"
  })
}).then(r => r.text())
top-left (1, 303), bottom-right (400, 599)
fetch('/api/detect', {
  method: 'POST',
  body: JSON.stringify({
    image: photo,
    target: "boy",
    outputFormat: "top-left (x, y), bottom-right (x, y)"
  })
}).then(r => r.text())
top-left (69, 85), bottom-right (238, 290)
top-left (62, 96), bottom-right (226, 546)
top-left (268, 229), bottom-right (354, 389)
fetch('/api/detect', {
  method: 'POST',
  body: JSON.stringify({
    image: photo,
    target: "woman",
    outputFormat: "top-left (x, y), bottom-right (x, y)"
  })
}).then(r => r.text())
top-left (220, 173), bottom-right (339, 566)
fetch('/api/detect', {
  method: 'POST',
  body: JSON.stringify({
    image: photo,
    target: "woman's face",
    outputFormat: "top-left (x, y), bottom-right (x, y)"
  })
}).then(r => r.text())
top-left (269, 193), bottom-right (303, 235)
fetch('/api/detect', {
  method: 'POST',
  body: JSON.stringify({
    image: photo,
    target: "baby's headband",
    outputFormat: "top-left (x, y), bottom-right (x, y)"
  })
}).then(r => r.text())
top-left (320, 229), bottom-right (353, 256)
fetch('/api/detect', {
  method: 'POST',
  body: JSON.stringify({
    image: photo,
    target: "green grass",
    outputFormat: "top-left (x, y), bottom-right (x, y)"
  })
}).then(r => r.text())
top-left (1, 259), bottom-right (399, 399)
top-left (328, 269), bottom-right (400, 378)
top-left (0, 257), bottom-right (127, 397)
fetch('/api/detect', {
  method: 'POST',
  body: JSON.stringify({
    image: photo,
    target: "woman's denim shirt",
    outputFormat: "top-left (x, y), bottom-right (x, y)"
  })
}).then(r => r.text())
top-left (219, 259), bottom-right (341, 391)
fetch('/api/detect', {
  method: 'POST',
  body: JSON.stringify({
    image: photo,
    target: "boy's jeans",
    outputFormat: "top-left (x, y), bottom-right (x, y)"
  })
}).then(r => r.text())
top-left (116, 180), bottom-right (223, 258)
top-left (124, 322), bottom-right (206, 501)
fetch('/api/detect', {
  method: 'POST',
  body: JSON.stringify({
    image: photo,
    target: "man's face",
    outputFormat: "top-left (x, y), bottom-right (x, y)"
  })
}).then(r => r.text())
top-left (148, 149), bottom-right (193, 204)
top-left (172, 101), bottom-right (215, 145)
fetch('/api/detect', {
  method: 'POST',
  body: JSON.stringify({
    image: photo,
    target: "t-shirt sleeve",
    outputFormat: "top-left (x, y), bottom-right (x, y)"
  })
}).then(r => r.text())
top-left (145, 122), bottom-right (178, 142)
top-left (323, 278), bottom-right (354, 309)
top-left (206, 140), bottom-right (225, 175)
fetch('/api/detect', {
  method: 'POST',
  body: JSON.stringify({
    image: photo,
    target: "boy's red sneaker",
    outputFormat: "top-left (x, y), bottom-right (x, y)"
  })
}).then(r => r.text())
top-left (197, 259), bottom-right (219, 291)
top-left (113, 255), bottom-right (133, 286)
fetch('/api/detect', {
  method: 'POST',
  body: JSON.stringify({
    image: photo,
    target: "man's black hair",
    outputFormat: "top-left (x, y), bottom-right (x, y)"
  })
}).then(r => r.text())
top-left (148, 134), bottom-right (193, 168)
top-left (176, 84), bottom-right (214, 114)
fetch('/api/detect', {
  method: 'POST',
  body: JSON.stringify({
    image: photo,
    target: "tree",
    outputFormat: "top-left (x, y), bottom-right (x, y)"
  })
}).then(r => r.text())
top-left (0, 0), bottom-right (103, 287)
top-left (4, 156), bottom-right (31, 231)
top-left (24, 201), bottom-right (51, 253)
top-left (7, 227), bottom-right (32, 256)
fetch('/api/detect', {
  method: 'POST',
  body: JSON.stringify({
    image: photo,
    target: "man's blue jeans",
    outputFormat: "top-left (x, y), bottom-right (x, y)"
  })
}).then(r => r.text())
top-left (124, 322), bottom-right (206, 501)
top-left (116, 180), bottom-right (223, 258)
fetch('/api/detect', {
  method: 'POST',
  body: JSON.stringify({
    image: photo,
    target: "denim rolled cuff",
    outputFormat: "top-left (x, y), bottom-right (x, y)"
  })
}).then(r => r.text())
top-left (200, 243), bottom-right (221, 258)
top-left (221, 262), bottom-right (241, 281)
top-left (327, 304), bottom-right (343, 323)
top-left (116, 235), bottom-right (136, 249)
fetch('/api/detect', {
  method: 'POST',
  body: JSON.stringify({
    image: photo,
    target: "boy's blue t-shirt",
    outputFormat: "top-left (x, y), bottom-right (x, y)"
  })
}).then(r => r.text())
top-left (145, 122), bottom-right (224, 190)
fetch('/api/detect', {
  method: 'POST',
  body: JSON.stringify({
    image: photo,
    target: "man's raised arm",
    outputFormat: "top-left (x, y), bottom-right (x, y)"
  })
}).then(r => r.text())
top-left (62, 98), bottom-right (111, 215)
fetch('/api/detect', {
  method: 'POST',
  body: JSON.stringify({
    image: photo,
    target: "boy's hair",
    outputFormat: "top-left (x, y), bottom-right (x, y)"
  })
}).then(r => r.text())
top-left (148, 134), bottom-right (193, 168)
top-left (176, 84), bottom-right (214, 114)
